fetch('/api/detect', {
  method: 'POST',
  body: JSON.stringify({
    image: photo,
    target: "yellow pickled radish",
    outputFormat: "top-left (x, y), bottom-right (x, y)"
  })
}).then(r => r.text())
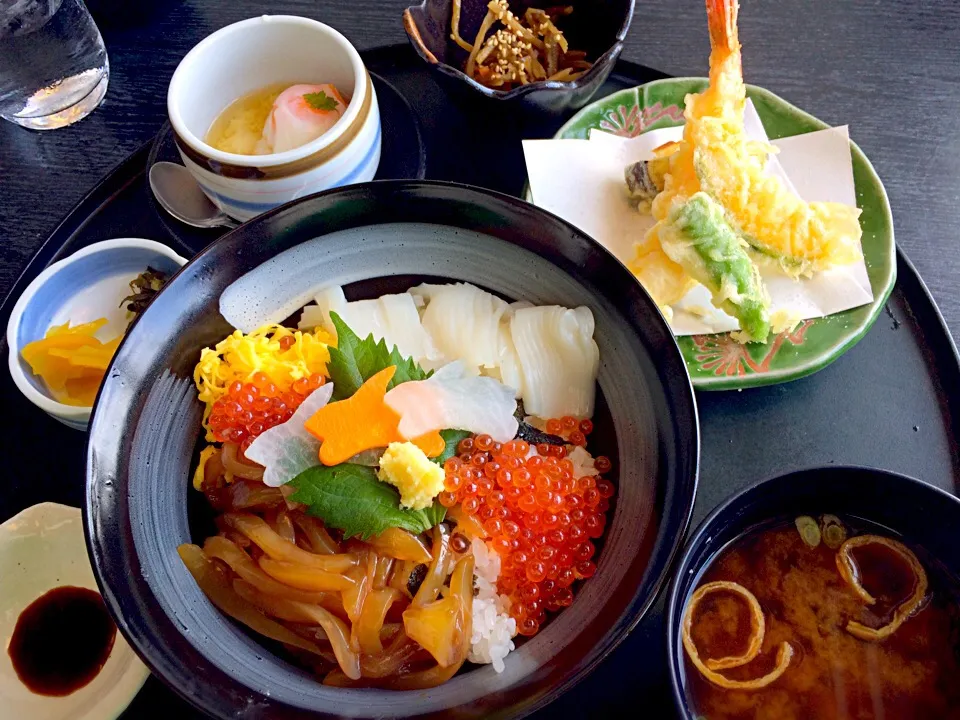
top-left (20, 318), bottom-right (120, 406)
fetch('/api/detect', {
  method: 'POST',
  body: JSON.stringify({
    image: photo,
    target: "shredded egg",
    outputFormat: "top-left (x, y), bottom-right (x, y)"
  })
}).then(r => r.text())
top-left (193, 324), bottom-right (332, 438)
top-left (192, 445), bottom-right (219, 491)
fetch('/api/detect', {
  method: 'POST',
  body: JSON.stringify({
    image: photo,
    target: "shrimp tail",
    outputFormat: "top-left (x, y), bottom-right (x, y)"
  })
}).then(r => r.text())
top-left (706, 0), bottom-right (739, 56)
top-left (700, 0), bottom-right (744, 119)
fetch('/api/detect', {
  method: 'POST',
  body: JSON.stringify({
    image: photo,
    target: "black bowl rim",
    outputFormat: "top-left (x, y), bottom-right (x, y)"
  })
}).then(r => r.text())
top-left (663, 465), bottom-right (960, 719)
top-left (402, 0), bottom-right (635, 100)
top-left (86, 178), bottom-right (699, 719)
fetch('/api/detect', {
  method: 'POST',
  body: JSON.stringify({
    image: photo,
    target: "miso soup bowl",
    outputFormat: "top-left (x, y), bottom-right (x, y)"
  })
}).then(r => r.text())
top-left (665, 466), bottom-right (960, 719)
top-left (86, 181), bottom-right (699, 718)
top-left (167, 16), bottom-right (381, 222)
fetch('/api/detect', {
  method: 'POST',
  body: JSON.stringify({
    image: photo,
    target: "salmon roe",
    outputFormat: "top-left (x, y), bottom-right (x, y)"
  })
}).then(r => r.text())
top-left (208, 371), bottom-right (324, 451)
top-left (445, 421), bottom-right (614, 638)
top-left (544, 415), bottom-right (593, 447)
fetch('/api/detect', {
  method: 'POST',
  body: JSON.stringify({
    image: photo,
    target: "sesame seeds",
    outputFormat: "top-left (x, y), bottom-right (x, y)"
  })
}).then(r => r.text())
top-left (453, 1), bottom-right (592, 90)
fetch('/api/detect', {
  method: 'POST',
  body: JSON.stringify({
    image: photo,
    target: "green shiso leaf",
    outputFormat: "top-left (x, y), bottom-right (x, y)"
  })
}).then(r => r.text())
top-left (326, 312), bottom-right (431, 400)
top-left (287, 463), bottom-right (444, 540)
top-left (303, 91), bottom-right (338, 112)
top-left (432, 429), bottom-right (472, 466)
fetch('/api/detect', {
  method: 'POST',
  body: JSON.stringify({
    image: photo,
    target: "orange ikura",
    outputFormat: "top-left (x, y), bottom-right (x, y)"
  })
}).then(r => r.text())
top-left (208, 370), bottom-right (325, 451)
top-left (440, 420), bottom-right (615, 637)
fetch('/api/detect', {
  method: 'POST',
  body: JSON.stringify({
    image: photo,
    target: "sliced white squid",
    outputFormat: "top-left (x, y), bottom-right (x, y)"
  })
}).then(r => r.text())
top-left (384, 361), bottom-right (518, 443)
top-left (244, 384), bottom-right (334, 487)
top-left (298, 286), bottom-right (348, 332)
top-left (410, 283), bottom-right (507, 371)
top-left (490, 300), bottom-right (532, 396)
top-left (509, 305), bottom-right (599, 419)
top-left (298, 286), bottom-right (438, 362)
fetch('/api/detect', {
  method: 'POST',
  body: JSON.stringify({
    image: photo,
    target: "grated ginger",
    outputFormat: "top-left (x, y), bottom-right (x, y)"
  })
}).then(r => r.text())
top-left (377, 442), bottom-right (445, 511)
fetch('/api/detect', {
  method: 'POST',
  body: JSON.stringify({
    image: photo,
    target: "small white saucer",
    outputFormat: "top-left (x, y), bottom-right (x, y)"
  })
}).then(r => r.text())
top-left (0, 503), bottom-right (150, 719)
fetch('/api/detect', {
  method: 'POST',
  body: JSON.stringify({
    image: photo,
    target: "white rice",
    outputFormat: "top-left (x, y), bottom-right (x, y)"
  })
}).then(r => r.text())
top-left (468, 538), bottom-right (516, 673)
top-left (521, 418), bottom-right (599, 479)
top-left (523, 415), bottom-right (548, 431)
top-left (464, 439), bottom-right (600, 672)
top-left (566, 445), bottom-right (599, 478)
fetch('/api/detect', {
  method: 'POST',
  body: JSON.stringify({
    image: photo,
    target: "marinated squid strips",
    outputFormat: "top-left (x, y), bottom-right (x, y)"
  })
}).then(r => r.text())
top-left (183, 457), bottom-right (476, 688)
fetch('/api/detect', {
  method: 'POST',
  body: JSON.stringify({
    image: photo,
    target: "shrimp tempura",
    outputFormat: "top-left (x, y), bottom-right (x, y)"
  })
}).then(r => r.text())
top-left (636, 0), bottom-right (863, 308)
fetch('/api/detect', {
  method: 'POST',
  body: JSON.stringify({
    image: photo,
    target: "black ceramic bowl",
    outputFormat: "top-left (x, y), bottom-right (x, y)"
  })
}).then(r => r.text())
top-left (665, 466), bottom-right (960, 719)
top-left (403, 0), bottom-right (634, 114)
top-left (86, 180), bottom-right (698, 719)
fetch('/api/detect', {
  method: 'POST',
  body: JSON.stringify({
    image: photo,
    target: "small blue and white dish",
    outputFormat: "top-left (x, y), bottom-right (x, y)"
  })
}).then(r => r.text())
top-left (6, 238), bottom-right (187, 431)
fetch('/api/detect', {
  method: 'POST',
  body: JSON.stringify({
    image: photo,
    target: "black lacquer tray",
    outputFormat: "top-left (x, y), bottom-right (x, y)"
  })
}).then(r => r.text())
top-left (1, 45), bottom-right (957, 719)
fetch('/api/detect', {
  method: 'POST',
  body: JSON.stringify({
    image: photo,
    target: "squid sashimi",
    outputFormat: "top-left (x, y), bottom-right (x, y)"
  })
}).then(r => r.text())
top-left (411, 283), bottom-right (507, 371)
top-left (256, 83), bottom-right (348, 155)
top-left (491, 301), bottom-right (533, 395)
top-left (378, 293), bottom-right (439, 361)
top-left (298, 285), bottom-right (348, 331)
top-left (299, 286), bottom-right (438, 363)
top-left (244, 384), bottom-right (334, 487)
top-left (384, 362), bottom-right (518, 443)
top-left (507, 306), bottom-right (599, 419)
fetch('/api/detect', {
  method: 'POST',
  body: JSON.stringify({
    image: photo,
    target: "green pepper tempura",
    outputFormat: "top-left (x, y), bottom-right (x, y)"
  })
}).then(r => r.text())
top-left (658, 192), bottom-right (772, 343)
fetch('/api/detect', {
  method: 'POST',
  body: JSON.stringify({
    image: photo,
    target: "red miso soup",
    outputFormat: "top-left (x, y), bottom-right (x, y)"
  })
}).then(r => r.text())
top-left (680, 516), bottom-right (960, 720)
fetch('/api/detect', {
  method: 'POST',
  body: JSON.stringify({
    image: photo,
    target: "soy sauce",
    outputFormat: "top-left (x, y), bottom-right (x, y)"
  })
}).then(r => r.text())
top-left (8, 586), bottom-right (117, 696)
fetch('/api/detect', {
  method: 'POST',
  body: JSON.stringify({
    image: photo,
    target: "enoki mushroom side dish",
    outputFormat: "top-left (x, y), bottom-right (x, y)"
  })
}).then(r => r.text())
top-left (451, 0), bottom-right (592, 89)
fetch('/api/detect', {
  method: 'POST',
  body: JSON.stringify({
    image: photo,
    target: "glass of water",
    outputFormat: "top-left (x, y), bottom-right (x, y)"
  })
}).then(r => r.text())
top-left (0, 0), bottom-right (109, 130)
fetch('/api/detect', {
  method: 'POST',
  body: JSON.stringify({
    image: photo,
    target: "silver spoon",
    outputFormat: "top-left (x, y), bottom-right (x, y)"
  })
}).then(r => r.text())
top-left (149, 161), bottom-right (239, 229)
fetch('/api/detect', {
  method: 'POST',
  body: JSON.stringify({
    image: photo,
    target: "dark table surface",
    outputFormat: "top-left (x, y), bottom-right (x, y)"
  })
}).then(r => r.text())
top-left (1, 1), bottom-right (959, 718)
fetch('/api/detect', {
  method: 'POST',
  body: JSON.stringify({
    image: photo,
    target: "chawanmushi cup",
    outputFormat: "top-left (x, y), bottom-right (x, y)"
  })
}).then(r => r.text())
top-left (167, 16), bottom-right (381, 222)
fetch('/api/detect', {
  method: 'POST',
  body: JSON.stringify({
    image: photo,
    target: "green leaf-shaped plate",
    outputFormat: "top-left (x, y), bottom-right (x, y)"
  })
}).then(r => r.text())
top-left (553, 78), bottom-right (896, 390)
